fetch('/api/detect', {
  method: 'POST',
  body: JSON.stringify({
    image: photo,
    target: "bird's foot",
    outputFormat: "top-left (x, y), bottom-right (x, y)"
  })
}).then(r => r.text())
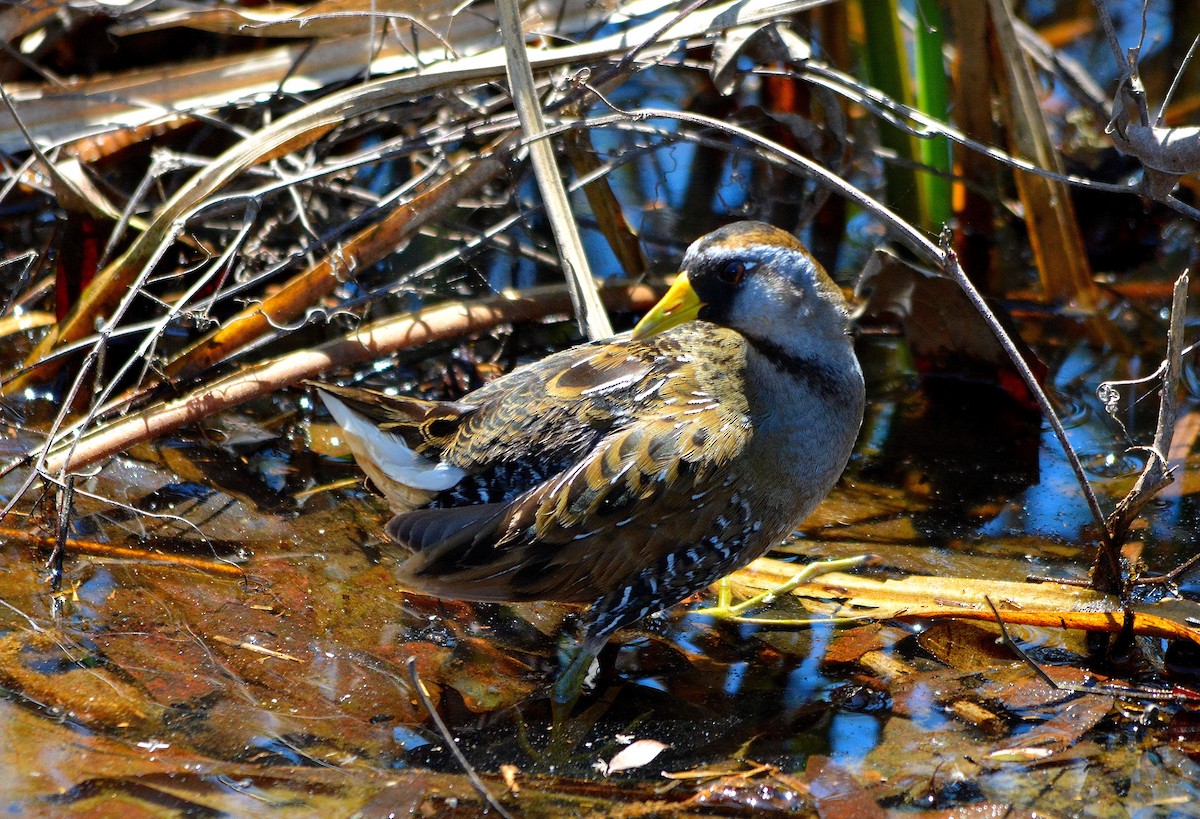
top-left (694, 555), bottom-right (873, 619)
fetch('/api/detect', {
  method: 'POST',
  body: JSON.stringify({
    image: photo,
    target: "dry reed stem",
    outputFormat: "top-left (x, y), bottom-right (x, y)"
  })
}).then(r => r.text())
top-left (987, 0), bottom-right (1117, 349)
top-left (496, 0), bottom-right (612, 340)
top-left (563, 128), bottom-right (648, 278)
top-left (1103, 271), bottom-right (1189, 556)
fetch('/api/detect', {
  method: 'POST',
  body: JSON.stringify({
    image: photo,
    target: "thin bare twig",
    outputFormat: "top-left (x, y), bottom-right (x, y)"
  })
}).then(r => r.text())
top-left (1157, 34), bottom-right (1200, 126)
top-left (938, 237), bottom-right (1120, 580)
top-left (49, 477), bottom-right (74, 609)
top-left (1, 527), bottom-right (246, 578)
top-left (985, 596), bottom-right (1060, 689)
top-left (1093, 0), bottom-right (1150, 128)
top-left (1093, 0), bottom-right (1133, 80)
top-left (163, 149), bottom-right (508, 383)
top-left (796, 63), bottom-right (1136, 197)
top-left (986, 597), bottom-right (1200, 703)
top-left (406, 656), bottom-right (514, 819)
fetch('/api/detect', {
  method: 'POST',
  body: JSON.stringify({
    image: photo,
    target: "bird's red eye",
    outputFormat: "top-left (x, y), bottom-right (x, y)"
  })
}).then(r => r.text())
top-left (720, 261), bottom-right (750, 284)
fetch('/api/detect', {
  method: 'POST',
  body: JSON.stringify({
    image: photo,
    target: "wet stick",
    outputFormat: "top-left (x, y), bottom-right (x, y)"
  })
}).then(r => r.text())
top-left (407, 657), bottom-right (514, 819)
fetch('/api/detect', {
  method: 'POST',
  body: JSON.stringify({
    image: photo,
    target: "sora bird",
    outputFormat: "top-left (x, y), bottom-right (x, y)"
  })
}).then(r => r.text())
top-left (315, 221), bottom-right (865, 706)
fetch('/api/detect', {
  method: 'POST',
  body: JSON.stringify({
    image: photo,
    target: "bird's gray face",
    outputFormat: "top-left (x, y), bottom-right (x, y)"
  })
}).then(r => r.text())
top-left (629, 221), bottom-right (850, 344)
top-left (683, 223), bottom-right (850, 343)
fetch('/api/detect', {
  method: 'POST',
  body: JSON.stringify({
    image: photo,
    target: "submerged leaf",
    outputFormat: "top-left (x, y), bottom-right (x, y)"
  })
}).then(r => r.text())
top-left (599, 739), bottom-right (669, 775)
top-left (0, 629), bottom-right (159, 731)
top-left (985, 696), bottom-right (1113, 765)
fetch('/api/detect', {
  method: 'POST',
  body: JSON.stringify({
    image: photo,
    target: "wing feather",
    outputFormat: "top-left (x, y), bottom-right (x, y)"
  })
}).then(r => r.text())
top-left (394, 408), bottom-right (752, 603)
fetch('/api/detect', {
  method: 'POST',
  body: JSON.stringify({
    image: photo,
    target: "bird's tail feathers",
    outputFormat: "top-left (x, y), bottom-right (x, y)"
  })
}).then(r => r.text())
top-left (316, 389), bottom-right (467, 512)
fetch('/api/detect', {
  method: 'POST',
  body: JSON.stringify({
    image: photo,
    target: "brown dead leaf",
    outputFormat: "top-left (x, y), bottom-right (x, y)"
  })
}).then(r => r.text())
top-left (985, 695), bottom-right (1113, 765)
top-left (805, 756), bottom-right (886, 819)
top-left (0, 629), bottom-right (159, 731)
top-left (975, 664), bottom-right (1092, 712)
top-left (917, 621), bottom-right (1017, 671)
top-left (825, 623), bottom-right (902, 665)
top-left (887, 667), bottom-right (977, 721)
top-left (0, 697), bottom-right (275, 806)
top-left (441, 636), bottom-right (540, 713)
top-left (797, 479), bottom-right (925, 540)
top-left (92, 622), bottom-right (231, 705)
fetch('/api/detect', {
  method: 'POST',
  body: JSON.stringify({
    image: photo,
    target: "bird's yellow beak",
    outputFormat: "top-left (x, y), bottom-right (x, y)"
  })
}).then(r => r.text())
top-left (630, 273), bottom-right (704, 341)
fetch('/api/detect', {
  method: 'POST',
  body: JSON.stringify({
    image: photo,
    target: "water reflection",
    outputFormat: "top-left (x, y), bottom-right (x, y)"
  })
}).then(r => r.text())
top-left (829, 713), bottom-right (880, 769)
top-left (784, 623), bottom-right (834, 710)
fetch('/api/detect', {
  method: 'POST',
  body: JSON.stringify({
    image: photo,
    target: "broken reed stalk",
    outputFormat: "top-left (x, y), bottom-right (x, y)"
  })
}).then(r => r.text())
top-left (35, 282), bottom-right (663, 476)
top-left (987, 0), bottom-right (1111, 330)
top-left (736, 555), bottom-right (1200, 647)
top-left (562, 128), bottom-right (648, 278)
top-left (1103, 271), bottom-right (1188, 554)
top-left (496, 0), bottom-right (612, 341)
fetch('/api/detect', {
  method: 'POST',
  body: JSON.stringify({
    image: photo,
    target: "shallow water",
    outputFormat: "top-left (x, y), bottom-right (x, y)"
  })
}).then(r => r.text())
top-left (3, 299), bottom-right (1199, 815)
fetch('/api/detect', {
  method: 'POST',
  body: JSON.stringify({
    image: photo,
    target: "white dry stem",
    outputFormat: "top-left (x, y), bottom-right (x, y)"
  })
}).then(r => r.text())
top-left (495, 0), bottom-right (611, 340)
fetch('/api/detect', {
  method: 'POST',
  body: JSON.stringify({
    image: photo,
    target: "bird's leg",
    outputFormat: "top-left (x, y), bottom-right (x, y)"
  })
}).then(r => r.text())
top-left (715, 576), bottom-right (734, 609)
top-left (550, 567), bottom-right (716, 728)
top-left (537, 627), bottom-right (620, 766)
top-left (551, 628), bottom-right (610, 725)
top-left (549, 581), bottom-right (655, 725)
top-left (694, 555), bottom-right (872, 618)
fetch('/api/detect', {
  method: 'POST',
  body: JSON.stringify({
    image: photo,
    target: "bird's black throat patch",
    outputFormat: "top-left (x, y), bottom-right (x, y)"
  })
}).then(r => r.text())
top-left (743, 333), bottom-right (849, 400)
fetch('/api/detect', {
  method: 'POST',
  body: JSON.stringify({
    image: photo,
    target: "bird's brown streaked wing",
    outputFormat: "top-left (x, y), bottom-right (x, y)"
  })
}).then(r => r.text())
top-left (440, 330), bottom-right (740, 473)
top-left (541, 341), bottom-right (660, 402)
top-left (393, 407), bottom-right (753, 604)
top-left (443, 340), bottom-right (657, 463)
